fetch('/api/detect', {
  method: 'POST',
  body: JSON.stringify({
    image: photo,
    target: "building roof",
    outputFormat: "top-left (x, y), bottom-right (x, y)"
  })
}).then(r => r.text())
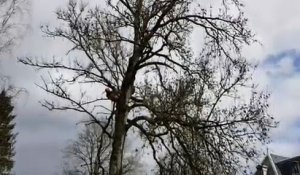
top-left (257, 153), bottom-right (300, 175)
top-left (270, 154), bottom-right (289, 163)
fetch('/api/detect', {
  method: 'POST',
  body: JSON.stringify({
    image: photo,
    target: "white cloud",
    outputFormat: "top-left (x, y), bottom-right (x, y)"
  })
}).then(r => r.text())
top-left (255, 53), bottom-right (300, 158)
top-left (275, 57), bottom-right (295, 76)
top-left (241, 0), bottom-right (300, 159)
top-left (245, 0), bottom-right (300, 53)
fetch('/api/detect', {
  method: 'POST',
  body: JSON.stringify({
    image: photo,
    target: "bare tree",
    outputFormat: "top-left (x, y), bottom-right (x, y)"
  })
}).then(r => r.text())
top-left (63, 123), bottom-right (142, 175)
top-left (155, 150), bottom-right (220, 175)
top-left (20, 0), bottom-right (277, 174)
top-left (154, 123), bottom-right (237, 175)
top-left (0, 0), bottom-right (29, 54)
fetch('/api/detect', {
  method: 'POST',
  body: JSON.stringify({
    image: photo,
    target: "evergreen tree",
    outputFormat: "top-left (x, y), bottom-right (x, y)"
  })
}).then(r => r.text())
top-left (0, 89), bottom-right (16, 175)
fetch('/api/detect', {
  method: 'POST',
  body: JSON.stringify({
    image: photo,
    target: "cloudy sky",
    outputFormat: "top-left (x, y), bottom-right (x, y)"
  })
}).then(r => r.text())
top-left (1, 0), bottom-right (300, 174)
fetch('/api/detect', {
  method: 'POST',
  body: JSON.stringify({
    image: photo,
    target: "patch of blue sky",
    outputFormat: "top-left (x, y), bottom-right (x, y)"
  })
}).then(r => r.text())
top-left (263, 49), bottom-right (300, 73)
top-left (271, 123), bottom-right (300, 144)
top-left (291, 118), bottom-right (300, 129)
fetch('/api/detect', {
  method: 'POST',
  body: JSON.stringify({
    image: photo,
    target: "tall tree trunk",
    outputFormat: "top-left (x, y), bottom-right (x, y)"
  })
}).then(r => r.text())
top-left (109, 109), bottom-right (128, 175)
top-left (109, 1), bottom-right (143, 172)
top-left (109, 80), bottom-right (135, 175)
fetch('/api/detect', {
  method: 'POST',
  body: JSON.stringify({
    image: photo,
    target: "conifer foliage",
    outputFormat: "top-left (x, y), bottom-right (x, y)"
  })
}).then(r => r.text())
top-left (0, 90), bottom-right (16, 174)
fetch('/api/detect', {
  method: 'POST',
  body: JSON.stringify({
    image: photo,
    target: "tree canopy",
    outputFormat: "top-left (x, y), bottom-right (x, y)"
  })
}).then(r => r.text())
top-left (20, 0), bottom-right (277, 174)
